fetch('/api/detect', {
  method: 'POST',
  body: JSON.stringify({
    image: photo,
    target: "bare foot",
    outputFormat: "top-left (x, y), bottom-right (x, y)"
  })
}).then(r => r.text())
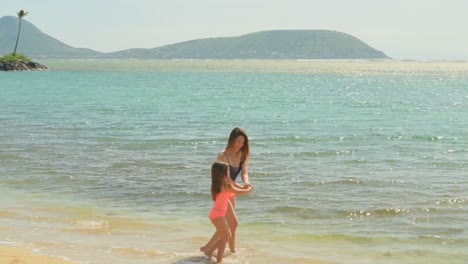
top-left (203, 250), bottom-right (213, 258)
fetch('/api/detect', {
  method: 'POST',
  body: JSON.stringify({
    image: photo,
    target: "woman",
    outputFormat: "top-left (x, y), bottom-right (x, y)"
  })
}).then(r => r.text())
top-left (217, 127), bottom-right (251, 191)
top-left (202, 127), bottom-right (251, 254)
top-left (218, 127), bottom-right (252, 253)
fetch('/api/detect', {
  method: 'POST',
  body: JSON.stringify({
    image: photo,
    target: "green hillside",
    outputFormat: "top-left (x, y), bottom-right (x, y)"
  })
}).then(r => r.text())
top-left (1, 15), bottom-right (389, 59)
top-left (108, 30), bottom-right (389, 59)
top-left (0, 16), bottom-right (102, 59)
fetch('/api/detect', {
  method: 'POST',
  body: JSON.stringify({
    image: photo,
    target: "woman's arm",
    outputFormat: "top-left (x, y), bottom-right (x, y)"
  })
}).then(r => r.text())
top-left (216, 152), bottom-right (227, 163)
top-left (241, 160), bottom-right (250, 186)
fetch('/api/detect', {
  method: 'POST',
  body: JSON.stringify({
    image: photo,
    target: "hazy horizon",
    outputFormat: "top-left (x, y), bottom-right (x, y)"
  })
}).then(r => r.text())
top-left (4, 0), bottom-right (468, 60)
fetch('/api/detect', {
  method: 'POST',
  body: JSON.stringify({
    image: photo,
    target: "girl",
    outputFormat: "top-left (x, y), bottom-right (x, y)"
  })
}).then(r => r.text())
top-left (202, 161), bottom-right (253, 263)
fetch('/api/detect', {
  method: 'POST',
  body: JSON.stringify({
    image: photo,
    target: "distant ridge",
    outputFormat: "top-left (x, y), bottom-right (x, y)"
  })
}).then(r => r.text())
top-left (107, 30), bottom-right (389, 60)
top-left (0, 16), bottom-right (389, 59)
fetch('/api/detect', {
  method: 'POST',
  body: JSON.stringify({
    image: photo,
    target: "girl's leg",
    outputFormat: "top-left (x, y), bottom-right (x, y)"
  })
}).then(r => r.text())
top-left (205, 217), bottom-right (231, 263)
top-left (225, 199), bottom-right (238, 253)
top-left (200, 232), bottom-right (219, 252)
top-left (204, 198), bottom-right (238, 253)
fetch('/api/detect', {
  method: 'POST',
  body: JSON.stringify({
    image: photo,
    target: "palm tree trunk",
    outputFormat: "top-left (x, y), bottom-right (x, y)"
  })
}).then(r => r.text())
top-left (13, 19), bottom-right (22, 55)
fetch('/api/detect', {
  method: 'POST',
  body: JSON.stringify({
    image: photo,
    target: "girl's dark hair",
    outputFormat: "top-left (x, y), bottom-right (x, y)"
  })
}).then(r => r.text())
top-left (226, 127), bottom-right (250, 163)
top-left (211, 161), bottom-right (229, 201)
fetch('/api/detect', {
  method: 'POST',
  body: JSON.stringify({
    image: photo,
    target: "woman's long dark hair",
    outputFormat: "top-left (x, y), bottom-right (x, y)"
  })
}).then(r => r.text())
top-left (226, 127), bottom-right (250, 163)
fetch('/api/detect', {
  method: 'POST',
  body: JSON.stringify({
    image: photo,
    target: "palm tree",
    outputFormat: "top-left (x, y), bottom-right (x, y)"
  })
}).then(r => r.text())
top-left (13, 9), bottom-right (29, 55)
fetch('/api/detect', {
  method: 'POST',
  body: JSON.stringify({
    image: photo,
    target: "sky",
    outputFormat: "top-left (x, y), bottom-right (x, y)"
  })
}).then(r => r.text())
top-left (3, 0), bottom-right (468, 60)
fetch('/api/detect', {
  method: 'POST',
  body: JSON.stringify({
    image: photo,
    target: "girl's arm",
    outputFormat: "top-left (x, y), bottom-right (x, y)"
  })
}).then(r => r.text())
top-left (229, 178), bottom-right (244, 189)
top-left (228, 182), bottom-right (252, 196)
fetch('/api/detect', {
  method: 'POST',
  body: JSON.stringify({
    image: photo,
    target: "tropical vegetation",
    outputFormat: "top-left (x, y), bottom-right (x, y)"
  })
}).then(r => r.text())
top-left (1, 10), bottom-right (32, 64)
top-left (0, 53), bottom-right (31, 63)
top-left (13, 9), bottom-right (28, 55)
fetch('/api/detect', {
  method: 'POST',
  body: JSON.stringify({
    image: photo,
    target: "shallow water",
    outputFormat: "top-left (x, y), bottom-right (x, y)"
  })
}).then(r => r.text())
top-left (1, 60), bottom-right (467, 263)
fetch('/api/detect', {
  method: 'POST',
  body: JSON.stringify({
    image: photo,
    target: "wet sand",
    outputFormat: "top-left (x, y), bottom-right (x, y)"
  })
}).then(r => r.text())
top-left (0, 245), bottom-right (77, 264)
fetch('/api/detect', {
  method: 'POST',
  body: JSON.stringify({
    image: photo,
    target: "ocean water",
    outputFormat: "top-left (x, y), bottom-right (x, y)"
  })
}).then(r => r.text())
top-left (0, 60), bottom-right (467, 264)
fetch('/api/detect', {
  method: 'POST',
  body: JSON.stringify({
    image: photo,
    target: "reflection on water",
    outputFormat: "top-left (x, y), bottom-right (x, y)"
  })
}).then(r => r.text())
top-left (38, 59), bottom-right (468, 75)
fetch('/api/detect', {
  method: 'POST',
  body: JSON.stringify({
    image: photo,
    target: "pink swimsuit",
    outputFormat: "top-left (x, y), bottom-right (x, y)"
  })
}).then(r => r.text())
top-left (209, 191), bottom-right (233, 220)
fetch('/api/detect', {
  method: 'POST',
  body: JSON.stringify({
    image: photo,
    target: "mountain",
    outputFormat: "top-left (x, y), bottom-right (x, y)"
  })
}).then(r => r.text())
top-left (0, 16), bottom-right (389, 59)
top-left (107, 30), bottom-right (389, 60)
top-left (0, 16), bottom-right (102, 59)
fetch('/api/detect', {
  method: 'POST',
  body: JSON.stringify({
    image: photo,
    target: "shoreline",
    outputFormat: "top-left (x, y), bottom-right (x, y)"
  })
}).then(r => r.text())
top-left (0, 243), bottom-right (335, 264)
top-left (0, 244), bottom-right (78, 264)
top-left (34, 59), bottom-right (468, 74)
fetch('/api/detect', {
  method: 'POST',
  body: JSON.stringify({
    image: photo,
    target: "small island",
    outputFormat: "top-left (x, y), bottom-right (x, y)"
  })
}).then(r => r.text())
top-left (0, 9), bottom-right (48, 72)
top-left (0, 53), bottom-right (48, 71)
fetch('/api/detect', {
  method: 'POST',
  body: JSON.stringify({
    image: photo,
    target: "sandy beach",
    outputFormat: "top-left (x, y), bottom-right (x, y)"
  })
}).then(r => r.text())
top-left (0, 245), bottom-right (77, 264)
top-left (0, 244), bottom-right (336, 264)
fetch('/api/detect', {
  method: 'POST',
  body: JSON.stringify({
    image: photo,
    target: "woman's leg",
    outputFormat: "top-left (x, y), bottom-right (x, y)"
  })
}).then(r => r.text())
top-left (225, 198), bottom-right (238, 253)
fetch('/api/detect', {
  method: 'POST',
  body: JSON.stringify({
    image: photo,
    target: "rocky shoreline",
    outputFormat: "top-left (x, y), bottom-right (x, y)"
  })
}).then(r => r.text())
top-left (0, 60), bottom-right (48, 71)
